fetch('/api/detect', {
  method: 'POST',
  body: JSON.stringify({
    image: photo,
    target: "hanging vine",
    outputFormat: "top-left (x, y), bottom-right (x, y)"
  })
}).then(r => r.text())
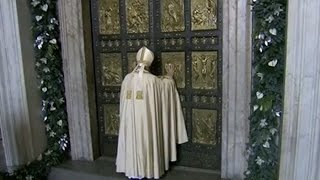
top-left (245, 0), bottom-right (287, 179)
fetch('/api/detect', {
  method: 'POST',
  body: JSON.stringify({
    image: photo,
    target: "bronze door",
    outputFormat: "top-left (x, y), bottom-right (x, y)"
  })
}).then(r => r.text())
top-left (91, 0), bottom-right (222, 170)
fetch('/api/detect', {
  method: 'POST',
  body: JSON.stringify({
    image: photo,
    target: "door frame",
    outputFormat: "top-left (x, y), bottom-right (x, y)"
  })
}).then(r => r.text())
top-left (57, 0), bottom-right (251, 178)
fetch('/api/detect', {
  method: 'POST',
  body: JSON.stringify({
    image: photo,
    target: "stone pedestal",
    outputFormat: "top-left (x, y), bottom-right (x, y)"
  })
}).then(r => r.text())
top-left (279, 0), bottom-right (320, 179)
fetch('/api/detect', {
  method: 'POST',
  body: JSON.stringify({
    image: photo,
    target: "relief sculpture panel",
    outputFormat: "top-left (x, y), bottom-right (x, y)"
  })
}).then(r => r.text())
top-left (101, 53), bottom-right (122, 86)
top-left (162, 52), bottom-right (185, 88)
top-left (191, 0), bottom-right (217, 30)
top-left (192, 51), bottom-right (218, 89)
top-left (161, 0), bottom-right (185, 32)
top-left (127, 53), bottom-right (137, 72)
top-left (104, 104), bottom-right (120, 135)
top-left (126, 0), bottom-right (149, 33)
top-left (192, 109), bottom-right (217, 145)
top-left (99, 0), bottom-right (120, 34)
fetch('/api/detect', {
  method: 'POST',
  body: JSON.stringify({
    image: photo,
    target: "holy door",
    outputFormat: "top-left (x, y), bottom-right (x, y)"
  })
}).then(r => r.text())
top-left (91, 0), bottom-right (222, 170)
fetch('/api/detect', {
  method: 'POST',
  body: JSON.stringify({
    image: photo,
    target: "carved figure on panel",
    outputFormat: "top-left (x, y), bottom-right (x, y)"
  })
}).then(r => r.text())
top-left (192, 52), bottom-right (218, 89)
top-left (101, 53), bottom-right (122, 86)
top-left (191, 0), bottom-right (217, 30)
top-left (99, 0), bottom-right (120, 34)
top-left (161, 0), bottom-right (185, 32)
top-left (192, 109), bottom-right (217, 145)
top-left (104, 105), bottom-right (120, 135)
top-left (162, 52), bottom-right (185, 88)
top-left (126, 0), bottom-right (149, 33)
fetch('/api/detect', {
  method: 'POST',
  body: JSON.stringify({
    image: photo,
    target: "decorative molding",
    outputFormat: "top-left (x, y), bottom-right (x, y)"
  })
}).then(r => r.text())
top-left (58, 0), bottom-right (99, 161)
top-left (279, 0), bottom-right (320, 179)
top-left (221, 0), bottom-right (252, 179)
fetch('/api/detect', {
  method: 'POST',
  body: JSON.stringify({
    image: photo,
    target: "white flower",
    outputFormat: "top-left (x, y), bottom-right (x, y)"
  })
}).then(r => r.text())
top-left (59, 98), bottom-right (65, 103)
top-left (270, 128), bottom-right (277, 135)
top-left (253, 105), bottom-right (259, 111)
top-left (266, 15), bottom-right (274, 23)
top-left (59, 134), bottom-right (69, 151)
top-left (263, 141), bottom-right (270, 148)
top-left (49, 131), bottom-right (56, 137)
top-left (255, 156), bottom-right (265, 166)
top-left (259, 106), bottom-right (264, 111)
top-left (268, 59), bottom-right (278, 67)
top-left (259, 46), bottom-right (263, 52)
top-left (57, 120), bottom-right (63, 126)
top-left (269, 28), bottom-right (277, 36)
top-left (258, 33), bottom-right (265, 40)
top-left (44, 116), bottom-right (47, 121)
top-left (42, 87), bottom-right (47, 92)
top-left (41, 4), bottom-right (48, 12)
top-left (48, 24), bottom-right (54, 30)
top-left (35, 62), bottom-right (41, 67)
top-left (44, 150), bottom-right (52, 156)
top-left (49, 39), bottom-right (57, 44)
top-left (35, 15), bottom-right (42, 22)
top-left (43, 67), bottom-right (50, 73)
top-left (42, 100), bottom-right (47, 106)
top-left (36, 36), bottom-right (44, 49)
top-left (256, 91), bottom-right (264, 99)
top-left (264, 40), bottom-right (269, 46)
top-left (274, 7), bottom-right (284, 16)
top-left (37, 41), bottom-right (43, 49)
top-left (36, 36), bottom-right (43, 41)
top-left (40, 58), bottom-right (47, 64)
top-left (257, 72), bottom-right (264, 80)
top-left (45, 124), bottom-right (51, 131)
top-left (50, 106), bottom-right (56, 111)
top-left (275, 111), bottom-right (281, 117)
top-left (245, 170), bottom-right (251, 175)
top-left (37, 154), bottom-right (43, 161)
top-left (31, 0), bottom-right (40, 7)
top-left (260, 119), bottom-right (268, 127)
top-left (50, 18), bottom-right (59, 25)
top-left (25, 175), bottom-right (34, 180)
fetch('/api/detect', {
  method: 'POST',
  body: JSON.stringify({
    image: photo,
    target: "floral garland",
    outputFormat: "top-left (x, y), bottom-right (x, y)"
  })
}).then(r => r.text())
top-left (8, 0), bottom-right (69, 179)
top-left (244, 0), bottom-right (287, 179)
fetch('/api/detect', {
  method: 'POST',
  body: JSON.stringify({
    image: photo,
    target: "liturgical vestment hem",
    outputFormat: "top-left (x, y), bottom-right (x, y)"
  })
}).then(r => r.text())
top-left (116, 72), bottom-right (188, 179)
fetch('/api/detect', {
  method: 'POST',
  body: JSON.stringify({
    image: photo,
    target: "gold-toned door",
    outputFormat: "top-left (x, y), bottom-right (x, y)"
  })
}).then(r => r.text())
top-left (91, 0), bottom-right (222, 170)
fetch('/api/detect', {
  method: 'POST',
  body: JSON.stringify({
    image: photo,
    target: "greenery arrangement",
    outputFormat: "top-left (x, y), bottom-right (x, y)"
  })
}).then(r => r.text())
top-left (7, 0), bottom-right (69, 179)
top-left (244, 0), bottom-right (287, 179)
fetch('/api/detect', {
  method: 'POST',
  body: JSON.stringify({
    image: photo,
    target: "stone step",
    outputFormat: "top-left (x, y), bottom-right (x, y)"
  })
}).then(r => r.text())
top-left (48, 157), bottom-right (221, 180)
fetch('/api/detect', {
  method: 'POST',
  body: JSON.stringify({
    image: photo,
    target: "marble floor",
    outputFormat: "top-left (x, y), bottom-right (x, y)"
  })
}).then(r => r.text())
top-left (49, 157), bottom-right (221, 180)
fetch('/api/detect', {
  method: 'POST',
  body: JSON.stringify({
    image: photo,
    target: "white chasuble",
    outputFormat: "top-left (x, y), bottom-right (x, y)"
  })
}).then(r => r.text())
top-left (116, 47), bottom-right (188, 179)
top-left (160, 76), bottom-right (188, 171)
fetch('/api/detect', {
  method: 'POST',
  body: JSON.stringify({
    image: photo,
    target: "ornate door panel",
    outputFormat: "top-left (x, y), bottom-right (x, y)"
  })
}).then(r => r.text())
top-left (91, 0), bottom-right (222, 170)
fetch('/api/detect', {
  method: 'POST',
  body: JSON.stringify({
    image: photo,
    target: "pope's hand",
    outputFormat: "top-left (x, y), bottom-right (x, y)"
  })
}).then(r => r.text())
top-left (165, 63), bottom-right (175, 78)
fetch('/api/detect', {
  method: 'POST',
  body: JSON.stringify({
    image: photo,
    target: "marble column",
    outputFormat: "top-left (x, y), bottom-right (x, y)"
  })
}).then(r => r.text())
top-left (221, 0), bottom-right (252, 179)
top-left (279, 0), bottom-right (320, 179)
top-left (58, 0), bottom-right (99, 161)
top-left (0, 0), bottom-right (46, 171)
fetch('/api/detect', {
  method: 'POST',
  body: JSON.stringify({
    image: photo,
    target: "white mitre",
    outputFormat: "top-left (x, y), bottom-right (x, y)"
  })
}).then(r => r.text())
top-left (136, 46), bottom-right (154, 67)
